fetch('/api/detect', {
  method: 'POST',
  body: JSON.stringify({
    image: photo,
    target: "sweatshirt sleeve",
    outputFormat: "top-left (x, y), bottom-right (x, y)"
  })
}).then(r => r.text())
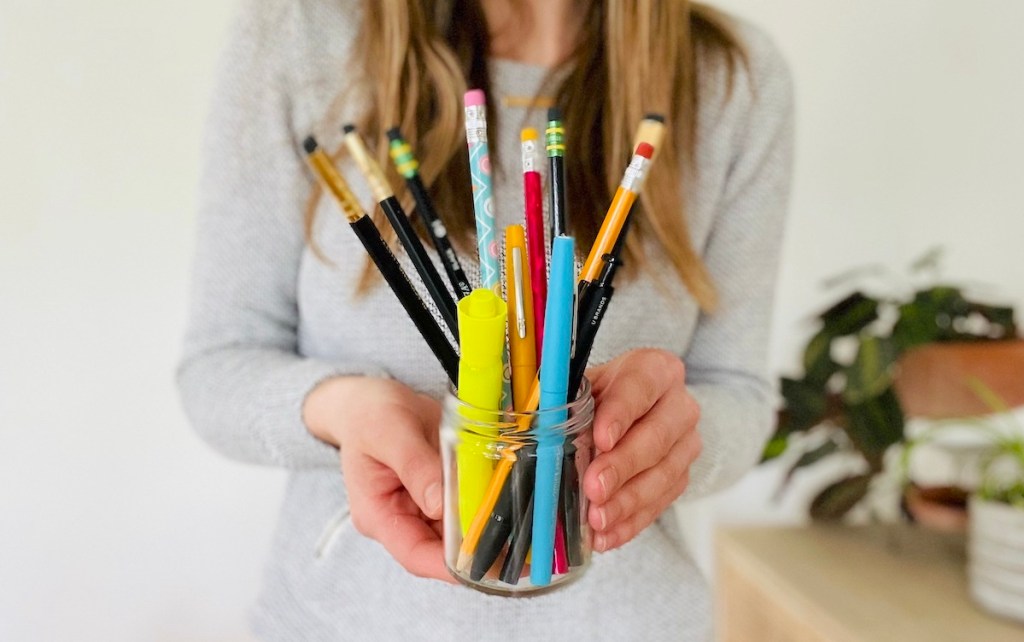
top-left (681, 28), bottom-right (795, 499)
top-left (176, 0), bottom-right (386, 469)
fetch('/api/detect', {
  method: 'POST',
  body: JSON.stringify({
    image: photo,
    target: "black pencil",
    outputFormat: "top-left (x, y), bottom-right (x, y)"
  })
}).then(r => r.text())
top-left (303, 136), bottom-right (459, 385)
top-left (342, 125), bottom-right (460, 340)
top-left (386, 127), bottom-right (473, 299)
top-left (546, 107), bottom-right (568, 239)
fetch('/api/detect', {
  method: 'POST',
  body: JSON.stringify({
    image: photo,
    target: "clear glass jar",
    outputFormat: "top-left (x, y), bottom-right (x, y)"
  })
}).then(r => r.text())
top-left (439, 379), bottom-right (595, 596)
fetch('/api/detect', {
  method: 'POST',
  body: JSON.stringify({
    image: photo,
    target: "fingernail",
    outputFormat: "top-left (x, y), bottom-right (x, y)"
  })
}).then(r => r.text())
top-left (594, 534), bottom-right (606, 552)
top-left (599, 467), bottom-right (618, 498)
top-left (425, 482), bottom-right (443, 516)
top-left (596, 507), bottom-right (608, 530)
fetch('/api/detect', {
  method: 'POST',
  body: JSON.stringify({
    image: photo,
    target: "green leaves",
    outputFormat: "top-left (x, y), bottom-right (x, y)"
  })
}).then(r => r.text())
top-left (768, 267), bottom-right (1019, 521)
top-left (843, 336), bottom-right (897, 405)
top-left (809, 474), bottom-right (872, 521)
top-left (820, 292), bottom-right (879, 336)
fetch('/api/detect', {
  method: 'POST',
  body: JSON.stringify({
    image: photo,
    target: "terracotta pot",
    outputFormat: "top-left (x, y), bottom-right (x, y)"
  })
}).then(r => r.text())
top-left (893, 340), bottom-right (1024, 419)
top-left (903, 484), bottom-right (969, 533)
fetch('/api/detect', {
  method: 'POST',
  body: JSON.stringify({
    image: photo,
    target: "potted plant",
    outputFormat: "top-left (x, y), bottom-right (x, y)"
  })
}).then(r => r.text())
top-left (967, 400), bottom-right (1024, 623)
top-left (767, 250), bottom-right (1019, 521)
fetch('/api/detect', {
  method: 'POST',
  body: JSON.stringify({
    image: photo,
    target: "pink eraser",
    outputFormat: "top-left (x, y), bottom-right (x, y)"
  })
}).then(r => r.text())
top-left (464, 89), bottom-right (486, 107)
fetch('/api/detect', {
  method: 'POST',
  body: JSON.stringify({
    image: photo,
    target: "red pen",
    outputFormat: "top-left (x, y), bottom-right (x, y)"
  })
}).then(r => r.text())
top-left (522, 128), bottom-right (547, 357)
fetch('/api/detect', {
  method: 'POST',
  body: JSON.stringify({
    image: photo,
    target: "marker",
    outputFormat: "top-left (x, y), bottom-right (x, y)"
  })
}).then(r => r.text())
top-left (522, 128), bottom-right (547, 358)
top-left (456, 289), bottom-right (507, 535)
top-left (386, 127), bottom-right (473, 299)
top-left (531, 235), bottom-right (575, 587)
top-left (302, 136), bottom-right (458, 385)
top-left (341, 124), bottom-right (459, 339)
top-left (465, 225), bottom-right (540, 579)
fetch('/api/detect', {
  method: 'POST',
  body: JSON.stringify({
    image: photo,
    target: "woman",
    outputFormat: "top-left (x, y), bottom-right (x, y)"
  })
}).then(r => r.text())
top-left (178, 0), bottom-right (793, 638)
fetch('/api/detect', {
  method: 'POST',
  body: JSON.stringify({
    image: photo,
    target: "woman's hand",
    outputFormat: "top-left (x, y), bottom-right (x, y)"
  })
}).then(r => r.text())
top-left (304, 377), bottom-right (454, 583)
top-left (582, 349), bottom-right (702, 553)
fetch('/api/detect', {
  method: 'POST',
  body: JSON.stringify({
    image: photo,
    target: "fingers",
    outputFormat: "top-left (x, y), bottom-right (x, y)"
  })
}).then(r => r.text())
top-left (584, 394), bottom-right (676, 503)
top-left (587, 430), bottom-right (701, 535)
top-left (355, 404), bottom-right (444, 520)
top-left (591, 350), bottom-right (685, 452)
top-left (593, 469), bottom-right (690, 553)
top-left (376, 512), bottom-right (454, 582)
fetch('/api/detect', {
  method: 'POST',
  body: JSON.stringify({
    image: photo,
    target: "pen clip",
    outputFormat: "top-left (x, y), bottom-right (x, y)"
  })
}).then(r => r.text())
top-left (512, 247), bottom-right (527, 339)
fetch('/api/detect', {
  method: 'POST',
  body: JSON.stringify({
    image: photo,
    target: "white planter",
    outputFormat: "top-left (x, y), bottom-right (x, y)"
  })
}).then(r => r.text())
top-left (968, 496), bottom-right (1024, 623)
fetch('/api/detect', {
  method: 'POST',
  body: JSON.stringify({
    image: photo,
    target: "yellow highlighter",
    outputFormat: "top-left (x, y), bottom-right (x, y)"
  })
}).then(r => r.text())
top-left (504, 225), bottom-right (538, 411)
top-left (456, 289), bottom-right (507, 534)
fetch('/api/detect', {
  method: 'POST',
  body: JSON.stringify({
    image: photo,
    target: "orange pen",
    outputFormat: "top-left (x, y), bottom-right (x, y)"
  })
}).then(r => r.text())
top-left (505, 225), bottom-right (538, 410)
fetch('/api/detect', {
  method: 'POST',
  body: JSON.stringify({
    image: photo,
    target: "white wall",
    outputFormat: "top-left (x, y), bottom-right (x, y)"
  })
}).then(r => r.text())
top-left (2, 1), bottom-right (1023, 639)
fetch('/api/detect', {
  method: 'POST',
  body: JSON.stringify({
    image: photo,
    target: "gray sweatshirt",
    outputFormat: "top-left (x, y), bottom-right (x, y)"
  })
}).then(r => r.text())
top-left (177, 0), bottom-right (793, 638)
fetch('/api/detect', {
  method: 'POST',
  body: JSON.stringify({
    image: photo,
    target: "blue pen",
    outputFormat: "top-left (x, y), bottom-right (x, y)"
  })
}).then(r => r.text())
top-left (530, 235), bottom-right (575, 587)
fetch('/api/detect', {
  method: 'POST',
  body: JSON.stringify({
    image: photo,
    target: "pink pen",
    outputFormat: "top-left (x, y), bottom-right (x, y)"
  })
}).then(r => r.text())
top-left (521, 128), bottom-right (547, 357)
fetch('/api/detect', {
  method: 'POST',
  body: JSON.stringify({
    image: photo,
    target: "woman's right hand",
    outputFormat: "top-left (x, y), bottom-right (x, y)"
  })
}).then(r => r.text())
top-left (303, 376), bottom-right (454, 583)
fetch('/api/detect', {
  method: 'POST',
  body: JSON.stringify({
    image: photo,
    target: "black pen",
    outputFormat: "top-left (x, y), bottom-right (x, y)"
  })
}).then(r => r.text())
top-left (386, 127), bottom-right (473, 299)
top-left (342, 125), bottom-right (461, 340)
top-left (303, 136), bottom-right (459, 385)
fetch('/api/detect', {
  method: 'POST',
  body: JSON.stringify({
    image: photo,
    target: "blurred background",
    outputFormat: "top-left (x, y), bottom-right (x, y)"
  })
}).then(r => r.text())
top-left (2, 0), bottom-right (1023, 639)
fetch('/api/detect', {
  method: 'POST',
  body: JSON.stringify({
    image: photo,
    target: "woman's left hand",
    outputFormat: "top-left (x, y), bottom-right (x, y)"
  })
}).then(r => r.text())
top-left (582, 348), bottom-right (702, 553)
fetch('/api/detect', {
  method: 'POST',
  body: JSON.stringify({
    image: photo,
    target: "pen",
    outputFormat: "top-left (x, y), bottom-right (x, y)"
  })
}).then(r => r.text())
top-left (531, 235), bottom-right (575, 587)
top-left (302, 136), bottom-right (458, 385)
top-left (341, 124), bottom-right (460, 339)
top-left (522, 128), bottom-right (547, 358)
top-left (546, 108), bottom-right (568, 239)
top-left (385, 127), bottom-right (473, 299)
top-left (456, 289), bottom-right (507, 534)
top-left (504, 225), bottom-right (538, 410)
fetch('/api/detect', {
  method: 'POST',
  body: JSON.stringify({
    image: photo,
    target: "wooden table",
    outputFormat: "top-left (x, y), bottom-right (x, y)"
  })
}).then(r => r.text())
top-left (715, 525), bottom-right (1024, 642)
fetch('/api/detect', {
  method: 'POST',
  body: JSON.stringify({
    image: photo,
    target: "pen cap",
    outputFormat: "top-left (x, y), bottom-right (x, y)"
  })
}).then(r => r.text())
top-left (457, 289), bottom-right (507, 368)
top-left (539, 236), bottom-right (575, 402)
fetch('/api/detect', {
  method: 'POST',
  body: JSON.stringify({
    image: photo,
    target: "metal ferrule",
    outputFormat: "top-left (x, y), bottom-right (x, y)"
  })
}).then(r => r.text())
top-left (309, 151), bottom-right (363, 223)
top-left (464, 105), bottom-right (487, 144)
top-left (545, 124), bottom-right (565, 157)
top-left (388, 140), bottom-right (419, 178)
top-left (620, 154), bottom-right (652, 193)
top-left (521, 138), bottom-right (538, 173)
top-left (343, 132), bottom-right (394, 202)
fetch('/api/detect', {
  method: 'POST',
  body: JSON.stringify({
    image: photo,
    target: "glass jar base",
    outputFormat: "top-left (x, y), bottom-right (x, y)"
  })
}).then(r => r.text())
top-left (447, 562), bottom-right (589, 597)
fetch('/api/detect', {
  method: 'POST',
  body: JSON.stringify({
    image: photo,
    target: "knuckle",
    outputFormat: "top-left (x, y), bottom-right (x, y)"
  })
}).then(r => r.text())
top-left (350, 510), bottom-right (372, 537)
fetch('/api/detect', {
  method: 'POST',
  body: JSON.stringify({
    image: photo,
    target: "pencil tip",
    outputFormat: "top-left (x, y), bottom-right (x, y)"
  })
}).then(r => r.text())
top-left (302, 136), bottom-right (318, 154)
top-left (547, 106), bottom-right (562, 122)
top-left (341, 123), bottom-right (356, 135)
top-left (386, 127), bottom-right (402, 141)
top-left (643, 113), bottom-right (665, 123)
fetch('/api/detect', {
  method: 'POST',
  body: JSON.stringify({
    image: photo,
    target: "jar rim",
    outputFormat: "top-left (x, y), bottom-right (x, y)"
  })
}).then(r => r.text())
top-left (442, 377), bottom-right (594, 438)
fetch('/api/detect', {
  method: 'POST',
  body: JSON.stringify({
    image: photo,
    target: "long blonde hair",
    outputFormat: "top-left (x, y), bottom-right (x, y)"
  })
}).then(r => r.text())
top-left (310, 0), bottom-right (745, 311)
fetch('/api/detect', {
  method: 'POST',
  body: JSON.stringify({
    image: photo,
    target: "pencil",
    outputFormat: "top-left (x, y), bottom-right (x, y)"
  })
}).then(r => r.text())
top-left (546, 108), bottom-right (568, 239)
top-left (302, 136), bottom-right (458, 385)
top-left (386, 127), bottom-right (473, 299)
top-left (522, 128), bottom-right (548, 358)
top-left (341, 124), bottom-right (460, 340)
